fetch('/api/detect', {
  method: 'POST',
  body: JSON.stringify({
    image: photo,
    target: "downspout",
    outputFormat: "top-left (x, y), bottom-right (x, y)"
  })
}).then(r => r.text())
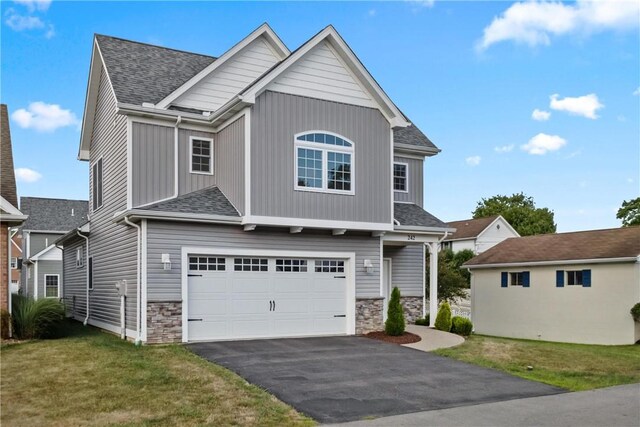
top-left (124, 216), bottom-right (142, 345)
top-left (76, 230), bottom-right (90, 325)
top-left (173, 116), bottom-right (181, 199)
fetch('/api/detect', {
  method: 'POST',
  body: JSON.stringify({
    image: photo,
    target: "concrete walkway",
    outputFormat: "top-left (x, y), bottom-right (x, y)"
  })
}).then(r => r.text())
top-left (332, 384), bottom-right (640, 427)
top-left (403, 324), bottom-right (465, 352)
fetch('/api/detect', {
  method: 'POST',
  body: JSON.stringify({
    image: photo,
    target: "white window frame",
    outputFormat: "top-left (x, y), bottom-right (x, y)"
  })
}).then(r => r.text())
top-left (10, 257), bottom-right (17, 269)
top-left (76, 247), bottom-right (84, 268)
top-left (294, 131), bottom-right (355, 196)
top-left (189, 136), bottom-right (214, 175)
top-left (44, 274), bottom-right (60, 299)
top-left (91, 157), bottom-right (104, 212)
top-left (393, 162), bottom-right (409, 193)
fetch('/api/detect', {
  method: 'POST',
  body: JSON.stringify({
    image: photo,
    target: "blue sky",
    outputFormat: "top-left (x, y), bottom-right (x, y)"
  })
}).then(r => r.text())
top-left (2, 0), bottom-right (638, 232)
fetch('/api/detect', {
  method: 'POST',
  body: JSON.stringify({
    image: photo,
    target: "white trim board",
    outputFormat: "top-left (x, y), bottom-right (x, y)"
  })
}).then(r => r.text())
top-left (180, 246), bottom-right (356, 343)
top-left (243, 215), bottom-right (394, 232)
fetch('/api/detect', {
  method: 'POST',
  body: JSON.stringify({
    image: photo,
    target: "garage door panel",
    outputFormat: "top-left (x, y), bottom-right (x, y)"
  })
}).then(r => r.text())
top-left (231, 299), bottom-right (270, 314)
top-left (232, 318), bottom-right (270, 337)
top-left (189, 321), bottom-right (228, 340)
top-left (190, 299), bottom-right (228, 315)
top-left (231, 277), bottom-right (268, 293)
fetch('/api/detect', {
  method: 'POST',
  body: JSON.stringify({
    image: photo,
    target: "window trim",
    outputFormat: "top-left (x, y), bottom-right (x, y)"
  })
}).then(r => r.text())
top-left (189, 136), bottom-right (214, 176)
top-left (10, 257), bottom-right (17, 269)
top-left (91, 157), bottom-right (104, 212)
top-left (76, 247), bottom-right (84, 268)
top-left (294, 131), bottom-right (355, 196)
top-left (44, 274), bottom-right (60, 299)
top-left (393, 161), bottom-right (409, 193)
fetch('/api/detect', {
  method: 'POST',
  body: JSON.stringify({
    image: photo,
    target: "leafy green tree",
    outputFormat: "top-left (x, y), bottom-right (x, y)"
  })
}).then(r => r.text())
top-left (452, 249), bottom-right (475, 285)
top-left (385, 287), bottom-right (405, 336)
top-left (426, 250), bottom-right (468, 303)
top-left (617, 198), bottom-right (640, 227)
top-left (473, 192), bottom-right (556, 236)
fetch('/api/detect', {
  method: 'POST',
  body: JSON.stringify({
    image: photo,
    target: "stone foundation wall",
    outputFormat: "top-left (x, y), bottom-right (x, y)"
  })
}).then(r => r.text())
top-left (147, 301), bottom-right (182, 344)
top-left (356, 298), bottom-right (383, 334)
top-left (401, 296), bottom-right (423, 324)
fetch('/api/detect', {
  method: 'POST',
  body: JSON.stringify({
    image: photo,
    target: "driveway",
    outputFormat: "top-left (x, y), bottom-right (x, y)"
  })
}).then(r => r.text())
top-left (188, 336), bottom-right (564, 424)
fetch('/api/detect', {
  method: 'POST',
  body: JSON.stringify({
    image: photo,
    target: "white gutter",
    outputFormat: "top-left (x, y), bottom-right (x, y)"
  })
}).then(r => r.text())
top-left (173, 116), bottom-right (181, 199)
top-left (465, 256), bottom-right (638, 270)
top-left (113, 209), bottom-right (242, 225)
top-left (123, 216), bottom-right (142, 345)
top-left (76, 230), bottom-right (90, 325)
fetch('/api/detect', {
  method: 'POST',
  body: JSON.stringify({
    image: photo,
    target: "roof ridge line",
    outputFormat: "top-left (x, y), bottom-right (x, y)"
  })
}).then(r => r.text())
top-left (95, 33), bottom-right (217, 59)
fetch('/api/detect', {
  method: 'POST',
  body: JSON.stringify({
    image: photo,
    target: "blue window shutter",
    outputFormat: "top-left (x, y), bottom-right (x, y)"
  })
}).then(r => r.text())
top-left (556, 270), bottom-right (564, 287)
top-left (523, 271), bottom-right (530, 287)
top-left (501, 272), bottom-right (508, 287)
top-left (582, 269), bottom-right (591, 287)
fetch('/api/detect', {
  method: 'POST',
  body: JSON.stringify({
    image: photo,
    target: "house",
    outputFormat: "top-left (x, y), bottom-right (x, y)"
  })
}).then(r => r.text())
top-left (10, 232), bottom-right (22, 294)
top-left (465, 227), bottom-right (640, 345)
top-left (19, 197), bottom-right (88, 300)
top-left (0, 104), bottom-right (28, 314)
top-left (56, 23), bottom-right (454, 344)
top-left (441, 215), bottom-right (519, 254)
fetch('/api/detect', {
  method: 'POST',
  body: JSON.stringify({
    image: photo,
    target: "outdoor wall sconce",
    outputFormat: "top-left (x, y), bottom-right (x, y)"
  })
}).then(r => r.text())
top-left (161, 253), bottom-right (171, 271)
top-left (363, 259), bottom-right (373, 274)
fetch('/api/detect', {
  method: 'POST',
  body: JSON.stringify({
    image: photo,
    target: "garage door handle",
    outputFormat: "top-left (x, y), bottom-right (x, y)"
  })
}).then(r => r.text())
top-left (188, 318), bottom-right (203, 322)
top-left (334, 275), bottom-right (346, 278)
top-left (334, 315), bottom-right (346, 318)
top-left (188, 274), bottom-right (202, 277)
top-left (269, 300), bottom-right (273, 311)
top-left (273, 300), bottom-right (276, 311)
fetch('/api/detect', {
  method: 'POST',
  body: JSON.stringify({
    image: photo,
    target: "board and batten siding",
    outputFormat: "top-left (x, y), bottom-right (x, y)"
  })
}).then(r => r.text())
top-left (251, 91), bottom-right (391, 224)
top-left (393, 156), bottom-right (424, 207)
top-left (267, 40), bottom-right (375, 109)
top-left (131, 123), bottom-right (174, 206)
top-left (215, 116), bottom-right (245, 214)
top-left (174, 36), bottom-right (280, 112)
top-left (61, 237), bottom-right (87, 319)
top-left (145, 221), bottom-right (382, 300)
top-left (87, 68), bottom-right (138, 332)
top-left (383, 245), bottom-right (424, 296)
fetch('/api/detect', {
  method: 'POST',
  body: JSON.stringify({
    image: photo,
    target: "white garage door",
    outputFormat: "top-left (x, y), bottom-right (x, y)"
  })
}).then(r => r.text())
top-left (187, 255), bottom-right (348, 342)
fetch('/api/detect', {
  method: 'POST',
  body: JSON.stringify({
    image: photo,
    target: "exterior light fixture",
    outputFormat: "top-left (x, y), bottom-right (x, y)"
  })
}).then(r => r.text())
top-left (363, 259), bottom-right (373, 274)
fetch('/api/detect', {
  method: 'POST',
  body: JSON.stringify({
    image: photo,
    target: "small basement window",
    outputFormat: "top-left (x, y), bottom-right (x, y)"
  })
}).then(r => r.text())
top-left (190, 137), bottom-right (213, 175)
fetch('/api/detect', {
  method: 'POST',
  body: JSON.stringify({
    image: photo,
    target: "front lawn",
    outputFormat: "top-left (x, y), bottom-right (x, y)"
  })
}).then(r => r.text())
top-left (1, 321), bottom-right (314, 426)
top-left (434, 335), bottom-right (640, 391)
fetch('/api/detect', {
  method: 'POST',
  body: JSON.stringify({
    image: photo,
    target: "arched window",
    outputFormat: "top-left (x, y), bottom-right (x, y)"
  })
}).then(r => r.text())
top-left (294, 131), bottom-right (354, 195)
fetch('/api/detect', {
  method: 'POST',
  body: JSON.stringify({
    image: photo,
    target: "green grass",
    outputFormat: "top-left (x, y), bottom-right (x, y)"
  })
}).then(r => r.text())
top-left (434, 334), bottom-right (640, 391)
top-left (1, 321), bottom-right (315, 427)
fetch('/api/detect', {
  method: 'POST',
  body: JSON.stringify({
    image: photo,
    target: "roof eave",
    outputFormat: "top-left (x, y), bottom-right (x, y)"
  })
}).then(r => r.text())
top-left (464, 256), bottom-right (640, 269)
top-left (113, 209), bottom-right (243, 225)
top-left (394, 225), bottom-right (455, 234)
top-left (394, 143), bottom-right (441, 157)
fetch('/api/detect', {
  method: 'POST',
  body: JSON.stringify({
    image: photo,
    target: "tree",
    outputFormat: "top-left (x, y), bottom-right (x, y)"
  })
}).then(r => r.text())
top-left (426, 250), bottom-right (468, 303)
top-left (385, 287), bottom-right (405, 336)
top-left (617, 198), bottom-right (640, 227)
top-left (434, 302), bottom-right (452, 332)
top-left (451, 249), bottom-right (475, 286)
top-left (473, 192), bottom-right (556, 236)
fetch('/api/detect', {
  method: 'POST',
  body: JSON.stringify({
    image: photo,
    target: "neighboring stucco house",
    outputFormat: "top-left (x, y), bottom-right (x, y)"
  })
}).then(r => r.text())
top-left (19, 197), bottom-right (88, 300)
top-left (56, 23), bottom-right (454, 344)
top-left (465, 227), bottom-right (640, 345)
top-left (1, 104), bottom-right (28, 314)
top-left (442, 215), bottom-right (519, 254)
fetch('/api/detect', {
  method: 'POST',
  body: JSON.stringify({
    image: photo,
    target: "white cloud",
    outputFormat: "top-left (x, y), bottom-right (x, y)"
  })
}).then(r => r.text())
top-left (14, 0), bottom-right (51, 12)
top-left (549, 93), bottom-right (603, 119)
top-left (14, 168), bottom-right (42, 183)
top-left (44, 23), bottom-right (54, 38)
top-left (408, 0), bottom-right (435, 8)
top-left (494, 144), bottom-right (514, 153)
top-left (368, 9), bottom-right (376, 17)
top-left (465, 155), bottom-right (481, 166)
top-left (11, 102), bottom-right (80, 132)
top-left (477, 0), bottom-right (640, 51)
top-left (531, 108), bottom-right (551, 121)
top-left (633, 87), bottom-right (640, 96)
top-left (4, 10), bottom-right (44, 30)
top-left (521, 133), bottom-right (567, 155)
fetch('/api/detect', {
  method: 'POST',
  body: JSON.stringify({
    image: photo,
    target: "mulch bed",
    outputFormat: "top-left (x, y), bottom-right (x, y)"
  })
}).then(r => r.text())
top-left (364, 331), bottom-right (421, 345)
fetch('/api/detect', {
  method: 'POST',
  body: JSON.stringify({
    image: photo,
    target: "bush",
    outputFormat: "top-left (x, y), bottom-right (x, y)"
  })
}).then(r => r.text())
top-left (451, 316), bottom-right (473, 336)
top-left (1, 310), bottom-right (10, 339)
top-left (434, 302), bottom-right (452, 332)
top-left (385, 287), bottom-right (405, 336)
top-left (11, 294), bottom-right (65, 340)
top-left (415, 314), bottom-right (430, 326)
top-left (631, 303), bottom-right (640, 322)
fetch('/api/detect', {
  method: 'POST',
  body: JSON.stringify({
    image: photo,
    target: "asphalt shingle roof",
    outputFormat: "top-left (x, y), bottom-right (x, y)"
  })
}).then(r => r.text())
top-left (465, 227), bottom-right (640, 266)
top-left (20, 197), bottom-right (89, 232)
top-left (394, 203), bottom-right (448, 229)
top-left (95, 35), bottom-right (216, 106)
top-left (1, 104), bottom-right (18, 208)
top-left (444, 215), bottom-right (501, 241)
top-left (141, 186), bottom-right (239, 216)
top-left (393, 124), bottom-right (438, 151)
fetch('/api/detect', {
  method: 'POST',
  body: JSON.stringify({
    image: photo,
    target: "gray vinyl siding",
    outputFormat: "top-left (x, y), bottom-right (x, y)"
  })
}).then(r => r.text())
top-left (384, 244), bottom-right (424, 297)
top-left (215, 116), bottom-right (244, 214)
top-left (177, 128), bottom-right (217, 196)
top-left (132, 123), bottom-right (174, 206)
top-left (88, 68), bottom-right (138, 331)
top-left (251, 91), bottom-right (392, 224)
top-left (25, 265), bottom-right (34, 297)
top-left (62, 237), bottom-right (87, 319)
top-left (393, 156), bottom-right (424, 207)
top-left (27, 232), bottom-right (63, 257)
top-left (36, 260), bottom-right (63, 299)
top-left (146, 221), bottom-right (382, 299)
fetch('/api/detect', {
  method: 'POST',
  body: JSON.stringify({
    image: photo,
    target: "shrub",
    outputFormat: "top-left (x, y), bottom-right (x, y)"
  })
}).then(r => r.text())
top-left (631, 303), bottom-right (640, 322)
top-left (451, 316), bottom-right (473, 336)
top-left (11, 294), bottom-right (65, 340)
top-left (415, 314), bottom-right (430, 326)
top-left (385, 287), bottom-right (405, 336)
top-left (434, 302), bottom-right (452, 332)
top-left (1, 310), bottom-right (10, 339)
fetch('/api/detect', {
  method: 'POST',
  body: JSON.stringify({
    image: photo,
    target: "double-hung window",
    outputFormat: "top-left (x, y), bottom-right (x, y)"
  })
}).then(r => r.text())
top-left (295, 132), bottom-right (354, 195)
top-left (190, 137), bottom-right (213, 175)
top-left (92, 158), bottom-right (103, 211)
top-left (10, 257), bottom-right (17, 269)
top-left (44, 274), bottom-right (59, 298)
top-left (393, 162), bottom-right (408, 192)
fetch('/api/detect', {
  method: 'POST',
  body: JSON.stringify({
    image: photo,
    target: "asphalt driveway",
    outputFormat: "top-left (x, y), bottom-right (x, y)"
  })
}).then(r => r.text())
top-left (188, 336), bottom-right (564, 423)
